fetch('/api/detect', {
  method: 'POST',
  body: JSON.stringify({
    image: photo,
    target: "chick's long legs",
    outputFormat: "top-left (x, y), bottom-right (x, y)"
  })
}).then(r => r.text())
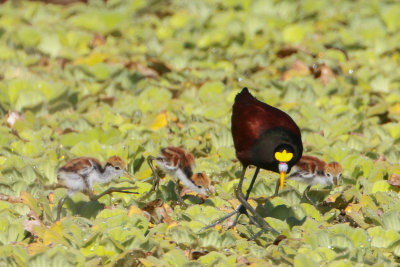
top-left (91, 186), bottom-right (139, 201)
top-left (147, 156), bottom-right (161, 192)
top-left (136, 156), bottom-right (161, 201)
top-left (56, 194), bottom-right (69, 221)
top-left (174, 179), bottom-right (187, 208)
top-left (144, 156), bottom-right (186, 206)
top-left (56, 186), bottom-right (137, 221)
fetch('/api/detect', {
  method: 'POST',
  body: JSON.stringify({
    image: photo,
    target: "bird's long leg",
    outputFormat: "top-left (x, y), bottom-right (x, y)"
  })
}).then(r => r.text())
top-left (235, 166), bottom-right (278, 234)
top-left (303, 185), bottom-right (314, 205)
top-left (228, 167), bottom-right (260, 228)
top-left (92, 186), bottom-right (139, 201)
top-left (147, 156), bottom-right (160, 192)
top-left (56, 194), bottom-right (68, 221)
top-left (273, 178), bottom-right (281, 197)
top-left (199, 166), bottom-right (263, 232)
top-left (174, 180), bottom-right (187, 208)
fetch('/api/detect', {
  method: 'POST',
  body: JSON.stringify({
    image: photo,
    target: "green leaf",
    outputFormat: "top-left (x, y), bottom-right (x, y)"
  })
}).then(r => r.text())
top-left (38, 33), bottom-right (61, 58)
top-left (199, 81), bottom-right (224, 103)
top-left (382, 210), bottom-right (400, 231)
top-left (21, 192), bottom-right (41, 216)
top-left (161, 249), bottom-right (188, 267)
top-left (283, 24), bottom-right (306, 44)
top-left (198, 251), bottom-right (236, 266)
top-left (384, 123), bottom-right (400, 140)
top-left (367, 226), bottom-right (400, 248)
top-left (294, 254), bottom-right (318, 267)
top-left (372, 180), bottom-right (391, 194)
top-left (17, 26), bottom-right (41, 47)
top-left (370, 75), bottom-right (390, 93)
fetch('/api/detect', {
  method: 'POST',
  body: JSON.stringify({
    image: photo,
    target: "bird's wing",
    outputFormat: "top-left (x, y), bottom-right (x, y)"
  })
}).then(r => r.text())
top-left (60, 157), bottom-right (100, 177)
top-left (289, 170), bottom-right (315, 180)
top-left (78, 158), bottom-right (98, 176)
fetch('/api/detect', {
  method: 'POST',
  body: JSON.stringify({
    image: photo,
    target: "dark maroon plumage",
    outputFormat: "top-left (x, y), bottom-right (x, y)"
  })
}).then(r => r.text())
top-left (231, 87), bottom-right (302, 173)
top-left (200, 87), bottom-right (303, 233)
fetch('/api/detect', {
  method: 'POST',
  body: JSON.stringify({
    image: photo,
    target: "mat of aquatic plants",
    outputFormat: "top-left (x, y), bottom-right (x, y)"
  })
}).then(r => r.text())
top-left (1, 0), bottom-right (400, 266)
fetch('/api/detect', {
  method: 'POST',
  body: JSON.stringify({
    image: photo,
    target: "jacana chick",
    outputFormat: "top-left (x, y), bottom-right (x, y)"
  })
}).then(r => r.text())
top-left (56, 156), bottom-right (136, 220)
top-left (147, 146), bottom-right (212, 204)
top-left (275, 155), bottom-right (342, 204)
top-left (201, 88), bottom-right (303, 233)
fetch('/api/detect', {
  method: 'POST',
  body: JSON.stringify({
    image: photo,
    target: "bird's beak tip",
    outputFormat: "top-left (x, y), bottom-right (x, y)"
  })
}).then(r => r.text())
top-left (280, 171), bottom-right (286, 189)
top-left (333, 177), bottom-right (338, 187)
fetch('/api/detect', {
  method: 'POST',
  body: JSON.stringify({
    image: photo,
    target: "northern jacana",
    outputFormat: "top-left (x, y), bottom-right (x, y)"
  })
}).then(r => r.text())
top-left (147, 146), bottom-right (212, 204)
top-left (274, 155), bottom-right (342, 204)
top-left (56, 156), bottom-right (136, 220)
top-left (201, 87), bottom-right (303, 232)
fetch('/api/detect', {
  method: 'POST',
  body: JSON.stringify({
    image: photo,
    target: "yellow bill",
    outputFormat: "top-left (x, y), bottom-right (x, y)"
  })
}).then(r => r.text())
top-left (280, 171), bottom-right (286, 189)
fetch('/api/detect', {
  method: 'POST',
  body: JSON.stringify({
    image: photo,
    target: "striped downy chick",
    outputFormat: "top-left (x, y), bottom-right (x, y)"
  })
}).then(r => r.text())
top-left (148, 147), bottom-right (211, 197)
top-left (289, 155), bottom-right (343, 186)
top-left (274, 155), bottom-right (343, 205)
top-left (56, 156), bottom-right (134, 221)
top-left (57, 156), bottom-right (131, 197)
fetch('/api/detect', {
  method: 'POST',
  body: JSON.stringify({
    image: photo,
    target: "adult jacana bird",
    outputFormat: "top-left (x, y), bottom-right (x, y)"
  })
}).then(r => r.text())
top-left (273, 155), bottom-right (342, 204)
top-left (201, 87), bottom-right (303, 232)
top-left (146, 146), bottom-right (212, 205)
top-left (56, 156), bottom-right (136, 220)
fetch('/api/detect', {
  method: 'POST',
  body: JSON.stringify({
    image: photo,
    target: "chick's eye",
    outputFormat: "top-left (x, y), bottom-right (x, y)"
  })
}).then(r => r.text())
top-left (197, 185), bottom-right (202, 189)
top-left (115, 166), bottom-right (121, 170)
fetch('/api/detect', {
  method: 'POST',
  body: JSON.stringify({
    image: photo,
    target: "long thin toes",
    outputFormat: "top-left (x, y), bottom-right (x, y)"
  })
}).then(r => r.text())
top-left (117, 191), bottom-right (139, 194)
top-left (198, 209), bottom-right (241, 232)
top-left (249, 229), bottom-right (265, 240)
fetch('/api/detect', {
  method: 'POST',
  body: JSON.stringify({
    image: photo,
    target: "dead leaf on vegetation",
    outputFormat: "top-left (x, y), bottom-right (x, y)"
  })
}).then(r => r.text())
top-left (91, 33), bottom-right (106, 48)
top-left (311, 63), bottom-right (336, 85)
top-left (55, 128), bottom-right (79, 135)
top-left (281, 60), bottom-right (311, 81)
top-left (388, 173), bottom-right (400, 187)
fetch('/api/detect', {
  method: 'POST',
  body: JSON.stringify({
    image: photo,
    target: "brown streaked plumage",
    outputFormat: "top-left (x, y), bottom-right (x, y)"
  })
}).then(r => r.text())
top-left (147, 146), bottom-right (212, 202)
top-left (158, 147), bottom-right (195, 180)
top-left (106, 156), bottom-right (127, 170)
top-left (201, 88), bottom-right (303, 234)
top-left (191, 172), bottom-right (210, 188)
top-left (274, 155), bottom-right (343, 205)
top-left (56, 156), bottom-right (136, 221)
top-left (288, 155), bottom-right (343, 186)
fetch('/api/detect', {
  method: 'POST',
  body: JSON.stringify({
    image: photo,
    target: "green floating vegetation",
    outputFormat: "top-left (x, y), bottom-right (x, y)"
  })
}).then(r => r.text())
top-left (0, 0), bottom-right (400, 266)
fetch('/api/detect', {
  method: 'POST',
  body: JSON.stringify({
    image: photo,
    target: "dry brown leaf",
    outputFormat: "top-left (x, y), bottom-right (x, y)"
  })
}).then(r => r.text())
top-left (147, 58), bottom-right (172, 75)
top-left (374, 154), bottom-right (387, 163)
top-left (142, 199), bottom-right (163, 213)
top-left (0, 193), bottom-right (23, 203)
top-left (54, 128), bottom-right (79, 136)
top-left (91, 33), bottom-right (106, 48)
top-left (311, 63), bottom-right (336, 85)
top-left (388, 173), bottom-right (400, 187)
top-left (277, 46), bottom-right (299, 58)
top-left (281, 60), bottom-right (311, 81)
top-left (22, 220), bottom-right (43, 234)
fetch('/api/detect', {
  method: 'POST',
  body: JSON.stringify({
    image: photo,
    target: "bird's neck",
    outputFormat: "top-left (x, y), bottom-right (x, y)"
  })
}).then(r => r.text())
top-left (175, 168), bottom-right (206, 196)
top-left (96, 167), bottom-right (115, 183)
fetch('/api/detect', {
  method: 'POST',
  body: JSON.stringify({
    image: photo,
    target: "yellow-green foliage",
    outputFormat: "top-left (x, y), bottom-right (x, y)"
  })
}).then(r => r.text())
top-left (0, 0), bottom-right (400, 266)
